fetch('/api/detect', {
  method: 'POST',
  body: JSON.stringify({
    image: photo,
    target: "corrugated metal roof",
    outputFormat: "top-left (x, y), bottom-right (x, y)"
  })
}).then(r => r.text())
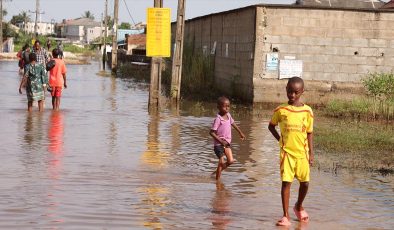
top-left (295, 0), bottom-right (386, 9)
top-left (127, 34), bottom-right (146, 48)
top-left (382, 0), bottom-right (394, 8)
top-left (181, 3), bottom-right (394, 23)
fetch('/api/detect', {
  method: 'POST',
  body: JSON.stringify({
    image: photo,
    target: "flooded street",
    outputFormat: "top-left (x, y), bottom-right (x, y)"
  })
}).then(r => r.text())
top-left (0, 61), bottom-right (393, 229)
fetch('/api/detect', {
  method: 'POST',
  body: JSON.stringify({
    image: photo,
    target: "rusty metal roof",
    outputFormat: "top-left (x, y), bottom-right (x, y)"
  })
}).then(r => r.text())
top-left (382, 0), bottom-right (394, 8)
top-left (295, 0), bottom-right (386, 9)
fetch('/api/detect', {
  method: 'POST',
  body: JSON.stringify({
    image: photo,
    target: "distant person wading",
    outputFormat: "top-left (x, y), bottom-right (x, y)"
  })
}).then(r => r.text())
top-left (18, 53), bottom-right (47, 112)
top-left (48, 48), bottom-right (68, 111)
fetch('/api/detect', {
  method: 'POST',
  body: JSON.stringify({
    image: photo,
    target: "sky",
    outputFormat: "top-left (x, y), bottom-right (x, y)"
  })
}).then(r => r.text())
top-left (3, 0), bottom-right (294, 25)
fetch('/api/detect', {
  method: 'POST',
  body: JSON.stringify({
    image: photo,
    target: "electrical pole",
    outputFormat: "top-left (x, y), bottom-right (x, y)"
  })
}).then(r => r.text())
top-left (149, 0), bottom-right (163, 111)
top-left (170, 0), bottom-right (186, 105)
top-left (29, 0), bottom-right (44, 39)
top-left (34, 0), bottom-right (39, 38)
top-left (111, 0), bottom-right (119, 73)
top-left (0, 0), bottom-right (3, 52)
top-left (103, 0), bottom-right (108, 70)
top-left (100, 13), bottom-right (103, 44)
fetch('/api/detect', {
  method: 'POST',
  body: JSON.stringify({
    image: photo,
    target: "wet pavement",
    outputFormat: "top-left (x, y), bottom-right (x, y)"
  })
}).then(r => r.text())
top-left (0, 61), bottom-right (393, 229)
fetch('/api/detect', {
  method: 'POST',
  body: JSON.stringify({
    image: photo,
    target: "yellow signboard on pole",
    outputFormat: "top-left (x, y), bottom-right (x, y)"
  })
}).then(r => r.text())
top-left (146, 8), bottom-right (171, 57)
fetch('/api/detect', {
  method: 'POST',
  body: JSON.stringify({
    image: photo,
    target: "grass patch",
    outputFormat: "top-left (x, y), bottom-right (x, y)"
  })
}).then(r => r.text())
top-left (324, 98), bottom-right (372, 119)
top-left (62, 44), bottom-right (93, 55)
top-left (324, 98), bottom-right (394, 122)
top-left (314, 118), bottom-right (394, 173)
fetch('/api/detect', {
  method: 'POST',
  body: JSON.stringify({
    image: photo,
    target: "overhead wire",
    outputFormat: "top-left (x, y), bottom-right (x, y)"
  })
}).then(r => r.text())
top-left (122, 0), bottom-right (136, 26)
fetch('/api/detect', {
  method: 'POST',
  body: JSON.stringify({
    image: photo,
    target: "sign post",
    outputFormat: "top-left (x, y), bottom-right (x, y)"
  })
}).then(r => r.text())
top-left (147, 3), bottom-right (170, 110)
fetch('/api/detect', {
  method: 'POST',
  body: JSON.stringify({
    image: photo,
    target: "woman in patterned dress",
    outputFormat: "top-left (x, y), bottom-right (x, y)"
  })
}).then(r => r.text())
top-left (19, 53), bottom-right (47, 112)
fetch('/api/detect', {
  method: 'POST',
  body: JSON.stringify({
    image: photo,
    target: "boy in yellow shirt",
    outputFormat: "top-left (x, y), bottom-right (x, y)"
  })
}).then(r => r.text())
top-left (268, 77), bottom-right (314, 226)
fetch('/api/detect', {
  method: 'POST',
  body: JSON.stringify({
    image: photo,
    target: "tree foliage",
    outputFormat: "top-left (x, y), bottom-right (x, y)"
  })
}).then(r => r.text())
top-left (82, 11), bottom-right (94, 20)
top-left (119, 22), bottom-right (131, 29)
top-left (10, 11), bottom-right (30, 25)
top-left (103, 15), bottom-right (114, 29)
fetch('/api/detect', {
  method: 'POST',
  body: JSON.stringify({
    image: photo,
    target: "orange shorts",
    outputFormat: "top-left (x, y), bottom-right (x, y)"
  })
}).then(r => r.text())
top-left (51, 87), bottom-right (63, 97)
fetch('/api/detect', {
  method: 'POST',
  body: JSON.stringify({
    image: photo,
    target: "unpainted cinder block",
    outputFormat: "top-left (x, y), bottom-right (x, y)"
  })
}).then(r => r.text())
top-left (369, 39), bottom-right (388, 48)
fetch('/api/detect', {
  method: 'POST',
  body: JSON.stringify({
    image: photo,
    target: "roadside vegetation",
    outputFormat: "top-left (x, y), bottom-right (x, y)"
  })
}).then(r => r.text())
top-left (162, 43), bottom-right (217, 100)
top-left (314, 117), bottom-right (394, 174)
top-left (324, 73), bottom-right (394, 122)
top-left (317, 72), bottom-right (394, 174)
top-left (118, 42), bottom-right (217, 100)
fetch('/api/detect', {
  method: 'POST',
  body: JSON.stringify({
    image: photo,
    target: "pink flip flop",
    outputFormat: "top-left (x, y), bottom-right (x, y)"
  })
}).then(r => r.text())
top-left (276, 216), bottom-right (291, 226)
top-left (293, 206), bottom-right (309, 222)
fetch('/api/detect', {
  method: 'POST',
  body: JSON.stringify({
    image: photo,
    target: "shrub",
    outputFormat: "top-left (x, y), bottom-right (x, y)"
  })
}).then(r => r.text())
top-left (362, 72), bottom-right (394, 121)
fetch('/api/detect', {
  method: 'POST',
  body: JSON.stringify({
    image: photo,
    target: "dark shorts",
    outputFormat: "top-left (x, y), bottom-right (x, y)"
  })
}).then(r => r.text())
top-left (214, 145), bottom-right (226, 159)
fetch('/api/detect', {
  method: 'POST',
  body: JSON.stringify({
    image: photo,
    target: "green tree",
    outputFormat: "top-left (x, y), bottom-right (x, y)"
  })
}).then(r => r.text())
top-left (10, 11), bottom-right (30, 25)
top-left (103, 15), bottom-right (114, 29)
top-left (82, 10), bottom-right (94, 20)
top-left (119, 22), bottom-right (131, 29)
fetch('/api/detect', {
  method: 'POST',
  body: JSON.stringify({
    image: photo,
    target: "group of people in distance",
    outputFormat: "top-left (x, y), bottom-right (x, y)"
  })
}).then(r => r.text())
top-left (210, 77), bottom-right (313, 226)
top-left (18, 40), bottom-right (67, 112)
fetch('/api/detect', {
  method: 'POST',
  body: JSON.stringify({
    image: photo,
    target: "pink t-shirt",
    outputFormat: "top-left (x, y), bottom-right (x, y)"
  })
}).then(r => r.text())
top-left (211, 113), bottom-right (234, 146)
top-left (49, 58), bottom-right (67, 87)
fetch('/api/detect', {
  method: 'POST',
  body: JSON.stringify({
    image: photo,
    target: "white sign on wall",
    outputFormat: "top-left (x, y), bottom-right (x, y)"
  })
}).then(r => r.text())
top-left (279, 59), bottom-right (303, 79)
top-left (266, 53), bottom-right (279, 71)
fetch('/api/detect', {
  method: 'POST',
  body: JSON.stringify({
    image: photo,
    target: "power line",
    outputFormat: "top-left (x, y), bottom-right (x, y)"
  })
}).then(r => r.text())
top-left (122, 0), bottom-right (135, 25)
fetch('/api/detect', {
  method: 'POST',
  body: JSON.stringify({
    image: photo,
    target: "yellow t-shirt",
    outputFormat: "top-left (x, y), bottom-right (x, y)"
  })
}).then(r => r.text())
top-left (270, 103), bottom-right (314, 159)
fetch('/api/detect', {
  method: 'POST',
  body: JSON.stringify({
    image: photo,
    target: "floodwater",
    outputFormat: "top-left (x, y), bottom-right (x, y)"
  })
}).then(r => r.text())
top-left (0, 61), bottom-right (393, 230)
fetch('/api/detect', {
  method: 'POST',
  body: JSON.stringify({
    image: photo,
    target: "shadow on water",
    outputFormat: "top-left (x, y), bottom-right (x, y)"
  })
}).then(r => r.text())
top-left (0, 61), bottom-right (393, 229)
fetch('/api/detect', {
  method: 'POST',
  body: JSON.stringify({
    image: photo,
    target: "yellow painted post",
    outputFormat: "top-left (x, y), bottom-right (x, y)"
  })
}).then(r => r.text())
top-left (147, 1), bottom-right (171, 110)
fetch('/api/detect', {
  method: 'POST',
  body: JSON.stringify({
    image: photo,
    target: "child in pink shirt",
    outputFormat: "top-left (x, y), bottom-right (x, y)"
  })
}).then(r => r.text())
top-left (210, 96), bottom-right (246, 180)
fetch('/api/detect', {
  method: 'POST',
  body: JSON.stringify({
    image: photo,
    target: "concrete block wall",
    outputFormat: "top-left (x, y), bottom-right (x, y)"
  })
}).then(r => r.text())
top-left (254, 6), bottom-right (394, 104)
top-left (174, 7), bottom-right (256, 102)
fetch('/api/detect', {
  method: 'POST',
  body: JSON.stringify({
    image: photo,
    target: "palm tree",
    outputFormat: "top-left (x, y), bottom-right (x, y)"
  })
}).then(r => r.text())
top-left (20, 11), bottom-right (30, 23)
top-left (82, 11), bottom-right (94, 20)
top-left (10, 11), bottom-right (30, 25)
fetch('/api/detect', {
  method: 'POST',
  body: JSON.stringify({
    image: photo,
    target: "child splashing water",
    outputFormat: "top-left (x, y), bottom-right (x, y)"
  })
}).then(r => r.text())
top-left (210, 96), bottom-right (246, 180)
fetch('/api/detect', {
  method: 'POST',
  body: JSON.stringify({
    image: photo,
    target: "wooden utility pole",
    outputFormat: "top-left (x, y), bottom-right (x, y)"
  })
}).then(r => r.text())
top-left (100, 13), bottom-right (103, 45)
top-left (102, 0), bottom-right (108, 70)
top-left (149, 0), bottom-right (164, 110)
top-left (111, 0), bottom-right (119, 73)
top-left (34, 0), bottom-right (39, 38)
top-left (170, 0), bottom-right (186, 104)
top-left (0, 0), bottom-right (3, 52)
top-left (29, 0), bottom-right (44, 39)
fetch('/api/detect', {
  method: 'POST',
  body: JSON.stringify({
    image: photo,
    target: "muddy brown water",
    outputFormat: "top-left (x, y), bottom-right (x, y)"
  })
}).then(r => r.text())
top-left (0, 61), bottom-right (393, 229)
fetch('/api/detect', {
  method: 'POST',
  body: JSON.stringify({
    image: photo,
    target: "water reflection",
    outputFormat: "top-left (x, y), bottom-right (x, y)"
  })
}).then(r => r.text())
top-left (45, 111), bottom-right (65, 225)
top-left (210, 182), bottom-right (232, 229)
top-left (23, 113), bottom-right (45, 151)
top-left (139, 112), bottom-right (171, 229)
top-left (141, 113), bottom-right (169, 168)
top-left (48, 112), bottom-right (64, 155)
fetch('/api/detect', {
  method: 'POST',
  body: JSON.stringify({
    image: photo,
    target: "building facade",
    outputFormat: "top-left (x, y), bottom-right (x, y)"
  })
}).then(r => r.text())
top-left (175, 4), bottom-right (394, 104)
top-left (17, 22), bottom-right (55, 35)
top-left (62, 18), bottom-right (104, 44)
